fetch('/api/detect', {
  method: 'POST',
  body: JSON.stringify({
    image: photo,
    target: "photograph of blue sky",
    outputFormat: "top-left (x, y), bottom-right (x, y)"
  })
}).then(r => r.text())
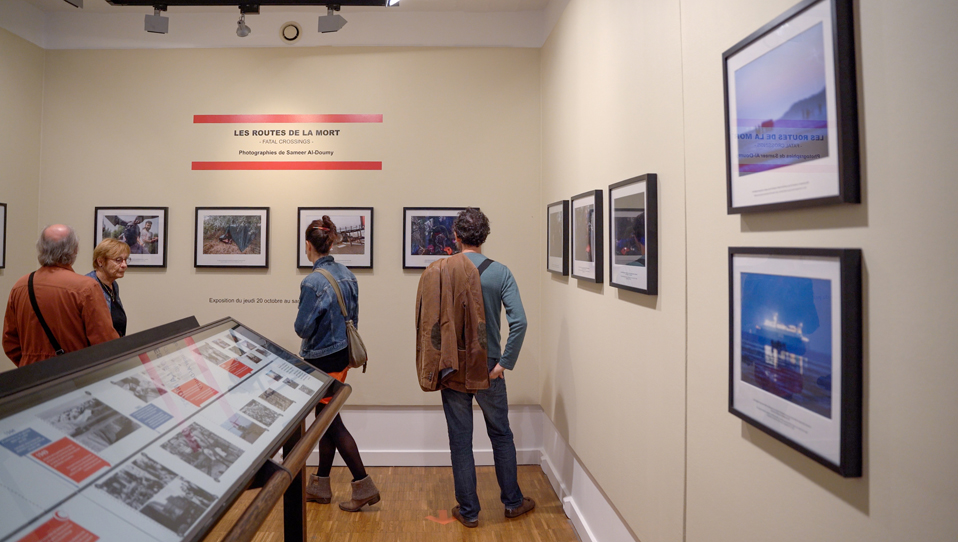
top-left (734, 22), bottom-right (826, 128)
top-left (740, 271), bottom-right (834, 417)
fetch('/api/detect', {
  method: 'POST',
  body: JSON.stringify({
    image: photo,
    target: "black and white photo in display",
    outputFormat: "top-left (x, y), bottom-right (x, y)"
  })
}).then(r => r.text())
top-left (546, 200), bottom-right (569, 276)
top-left (729, 247), bottom-right (862, 476)
top-left (94, 207), bottom-right (168, 267)
top-left (298, 207), bottom-right (373, 269)
top-left (609, 174), bottom-right (657, 295)
top-left (0, 203), bottom-right (6, 269)
top-left (723, 0), bottom-right (859, 213)
top-left (403, 207), bottom-right (467, 269)
top-left (570, 190), bottom-right (603, 283)
top-left (194, 207), bottom-right (269, 268)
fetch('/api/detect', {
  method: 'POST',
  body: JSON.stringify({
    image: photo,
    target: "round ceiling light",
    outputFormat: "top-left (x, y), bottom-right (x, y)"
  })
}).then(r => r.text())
top-left (280, 22), bottom-right (302, 44)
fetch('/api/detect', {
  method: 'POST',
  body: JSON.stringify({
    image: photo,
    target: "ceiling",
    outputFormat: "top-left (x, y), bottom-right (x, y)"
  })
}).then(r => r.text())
top-left (21, 0), bottom-right (552, 14)
top-left (6, 0), bottom-right (563, 48)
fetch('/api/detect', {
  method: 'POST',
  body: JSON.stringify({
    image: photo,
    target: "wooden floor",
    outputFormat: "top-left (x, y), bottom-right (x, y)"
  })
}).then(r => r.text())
top-left (203, 465), bottom-right (580, 542)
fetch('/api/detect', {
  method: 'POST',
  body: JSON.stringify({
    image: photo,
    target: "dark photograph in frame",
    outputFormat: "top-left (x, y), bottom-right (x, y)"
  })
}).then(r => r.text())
top-left (608, 174), bottom-right (657, 295)
top-left (0, 202), bottom-right (6, 269)
top-left (402, 207), bottom-right (469, 269)
top-left (194, 207), bottom-right (269, 268)
top-left (94, 207), bottom-right (169, 268)
top-left (570, 190), bottom-right (603, 283)
top-left (729, 246), bottom-right (862, 477)
top-left (297, 207), bottom-right (373, 269)
top-left (723, 0), bottom-right (859, 213)
top-left (546, 200), bottom-right (569, 276)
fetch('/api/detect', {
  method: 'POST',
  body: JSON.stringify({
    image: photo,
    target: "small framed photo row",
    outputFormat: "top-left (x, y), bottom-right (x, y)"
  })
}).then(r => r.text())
top-left (195, 207), bottom-right (269, 268)
top-left (723, 0), bottom-right (859, 213)
top-left (297, 207), bottom-right (373, 269)
top-left (608, 174), bottom-right (657, 295)
top-left (546, 200), bottom-right (569, 276)
top-left (0, 202), bottom-right (6, 269)
top-left (403, 207), bottom-right (467, 269)
top-left (729, 247), bottom-right (862, 477)
top-left (570, 190), bottom-right (603, 283)
top-left (94, 207), bottom-right (169, 268)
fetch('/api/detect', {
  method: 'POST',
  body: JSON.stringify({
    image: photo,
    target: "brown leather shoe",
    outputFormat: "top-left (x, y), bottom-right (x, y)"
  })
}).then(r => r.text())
top-left (305, 475), bottom-right (330, 504)
top-left (339, 476), bottom-right (380, 512)
top-left (505, 497), bottom-right (535, 519)
top-left (452, 506), bottom-right (478, 528)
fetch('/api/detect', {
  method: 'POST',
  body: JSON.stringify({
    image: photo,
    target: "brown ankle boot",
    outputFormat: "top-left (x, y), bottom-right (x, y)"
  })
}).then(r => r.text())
top-left (339, 475), bottom-right (380, 512)
top-left (306, 475), bottom-right (331, 504)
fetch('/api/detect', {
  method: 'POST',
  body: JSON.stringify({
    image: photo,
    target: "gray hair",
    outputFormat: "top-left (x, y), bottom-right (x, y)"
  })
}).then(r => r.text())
top-left (36, 225), bottom-right (79, 266)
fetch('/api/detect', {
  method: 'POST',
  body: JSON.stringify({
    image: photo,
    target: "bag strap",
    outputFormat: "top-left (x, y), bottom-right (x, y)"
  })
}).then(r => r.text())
top-left (314, 268), bottom-right (349, 319)
top-left (28, 272), bottom-right (65, 356)
top-left (476, 257), bottom-right (495, 276)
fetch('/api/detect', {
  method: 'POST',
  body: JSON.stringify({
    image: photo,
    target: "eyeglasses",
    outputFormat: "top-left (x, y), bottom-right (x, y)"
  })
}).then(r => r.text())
top-left (112, 257), bottom-right (129, 264)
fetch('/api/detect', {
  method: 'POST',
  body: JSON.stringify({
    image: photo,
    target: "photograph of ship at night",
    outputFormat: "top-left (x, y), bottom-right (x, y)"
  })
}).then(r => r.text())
top-left (739, 272), bottom-right (833, 418)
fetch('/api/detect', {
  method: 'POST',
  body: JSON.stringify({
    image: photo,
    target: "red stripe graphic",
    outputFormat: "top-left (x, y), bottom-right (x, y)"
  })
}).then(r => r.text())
top-left (193, 114), bottom-right (382, 124)
top-left (192, 161), bottom-right (382, 171)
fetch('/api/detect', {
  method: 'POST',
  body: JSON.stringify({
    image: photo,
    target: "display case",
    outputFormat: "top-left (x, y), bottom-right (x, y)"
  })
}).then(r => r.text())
top-left (0, 316), bottom-right (343, 542)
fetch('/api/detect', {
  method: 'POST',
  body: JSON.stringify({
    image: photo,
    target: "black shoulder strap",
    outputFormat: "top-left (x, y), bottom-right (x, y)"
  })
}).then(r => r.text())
top-left (476, 258), bottom-right (495, 276)
top-left (28, 272), bottom-right (65, 356)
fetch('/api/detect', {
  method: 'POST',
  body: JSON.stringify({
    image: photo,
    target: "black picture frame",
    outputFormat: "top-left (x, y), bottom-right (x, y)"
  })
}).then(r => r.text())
top-left (402, 207), bottom-right (468, 269)
top-left (729, 246), bottom-right (862, 477)
top-left (546, 200), bottom-right (569, 276)
top-left (297, 207), bottom-right (373, 269)
top-left (194, 207), bottom-right (269, 268)
top-left (0, 203), bottom-right (6, 269)
top-left (94, 207), bottom-right (169, 268)
top-left (570, 190), bottom-right (603, 283)
top-left (608, 174), bottom-right (658, 295)
top-left (723, 0), bottom-right (859, 213)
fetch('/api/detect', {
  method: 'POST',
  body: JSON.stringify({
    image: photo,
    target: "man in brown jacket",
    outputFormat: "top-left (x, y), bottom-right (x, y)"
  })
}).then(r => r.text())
top-left (3, 224), bottom-right (119, 366)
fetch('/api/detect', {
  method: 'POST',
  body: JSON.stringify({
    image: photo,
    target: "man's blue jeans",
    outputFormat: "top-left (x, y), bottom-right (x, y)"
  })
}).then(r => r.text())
top-left (441, 357), bottom-right (524, 520)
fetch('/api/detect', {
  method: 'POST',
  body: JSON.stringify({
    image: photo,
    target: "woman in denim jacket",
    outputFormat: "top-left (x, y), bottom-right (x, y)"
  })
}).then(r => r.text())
top-left (296, 216), bottom-right (379, 512)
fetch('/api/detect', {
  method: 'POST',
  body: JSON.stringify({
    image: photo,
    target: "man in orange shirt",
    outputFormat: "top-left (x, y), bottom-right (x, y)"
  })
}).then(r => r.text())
top-left (3, 224), bottom-right (119, 366)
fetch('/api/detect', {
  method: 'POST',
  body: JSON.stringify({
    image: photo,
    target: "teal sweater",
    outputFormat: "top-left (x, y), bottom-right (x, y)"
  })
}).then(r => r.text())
top-left (464, 252), bottom-right (527, 370)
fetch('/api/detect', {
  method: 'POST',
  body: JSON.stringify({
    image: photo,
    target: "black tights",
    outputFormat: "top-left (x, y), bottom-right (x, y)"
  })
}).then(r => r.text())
top-left (315, 406), bottom-right (367, 482)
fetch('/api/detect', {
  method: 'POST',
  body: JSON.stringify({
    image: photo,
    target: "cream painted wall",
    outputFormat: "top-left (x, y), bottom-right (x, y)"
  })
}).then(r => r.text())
top-left (29, 46), bottom-right (541, 405)
top-left (680, 0), bottom-right (958, 540)
top-left (540, 1), bottom-right (688, 541)
top-left (0, 28), bottom-right (43, 373)
top-left (542, 0), bottom-right (958, 540)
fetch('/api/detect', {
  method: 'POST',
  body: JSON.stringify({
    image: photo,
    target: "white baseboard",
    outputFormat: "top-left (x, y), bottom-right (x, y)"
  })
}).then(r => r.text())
top-left (308, 405), bottom-right (635, 542)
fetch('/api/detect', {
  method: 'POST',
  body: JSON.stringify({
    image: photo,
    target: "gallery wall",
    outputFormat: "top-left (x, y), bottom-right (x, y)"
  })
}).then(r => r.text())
top-left (0, 29), bottom-right (43, 373)
top-left (3, 43), bottom-right (543, 407)
top-left (540, 0), bottom-right (958, 540)
top-left (679, 0), bottom-right (958, 540)
top-left (539, 1), bottom-right (689, 541)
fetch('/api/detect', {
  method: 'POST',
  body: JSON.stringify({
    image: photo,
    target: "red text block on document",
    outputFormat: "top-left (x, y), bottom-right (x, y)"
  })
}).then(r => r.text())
top-left (31, 438), bottom-right (110, 483)
top-left (220, 359), bottom-right (253, 378)
top-left (171, 379), bottom-right (219, 407)
top-left (18, 513), bottom-right (99, 542)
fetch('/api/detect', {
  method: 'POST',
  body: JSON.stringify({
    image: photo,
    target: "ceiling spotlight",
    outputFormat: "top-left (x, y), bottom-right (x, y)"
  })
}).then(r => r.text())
top-left (237, 13), bottom-right (251, 37)
top-left (317, 6), bottom-right (347, 34)
top-left (144, 7), bottom-right (169, 34)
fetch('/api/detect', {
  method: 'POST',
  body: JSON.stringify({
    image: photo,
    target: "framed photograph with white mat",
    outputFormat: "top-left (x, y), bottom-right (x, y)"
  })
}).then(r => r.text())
top-left (729, 246), bottom-right (862, 476)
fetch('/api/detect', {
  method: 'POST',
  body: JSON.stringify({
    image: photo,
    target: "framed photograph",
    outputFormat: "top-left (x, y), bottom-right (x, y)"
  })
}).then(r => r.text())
top-left (546, 200), bottom-right (569, 276)
top-left (0, 203), bottom-right (6, 269)
top-left (194, 207), bottom-right (269, 268)
top-left (297, 207), bottom-right (373, 269)
top-left (94, 207), bottom-right (169, 268)
top-left (729, 247), bottom-right (862, 477)
top-left (570, 190), bottom-right (603, 283)
top-left (402, 207), bottom-right (467, 269)
top-left (723, 0), bottom-right (859, 213)
top-left (608, 174), bottom-right (658, 295)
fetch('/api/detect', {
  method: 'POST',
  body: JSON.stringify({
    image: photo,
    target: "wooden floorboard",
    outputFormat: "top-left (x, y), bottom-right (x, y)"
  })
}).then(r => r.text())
top-left (203, 465), bottom-right (580, 542)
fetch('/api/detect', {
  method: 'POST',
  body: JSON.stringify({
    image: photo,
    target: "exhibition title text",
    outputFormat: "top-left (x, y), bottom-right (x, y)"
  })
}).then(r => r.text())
top-left (233, 129), bottom-right (340, 137)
